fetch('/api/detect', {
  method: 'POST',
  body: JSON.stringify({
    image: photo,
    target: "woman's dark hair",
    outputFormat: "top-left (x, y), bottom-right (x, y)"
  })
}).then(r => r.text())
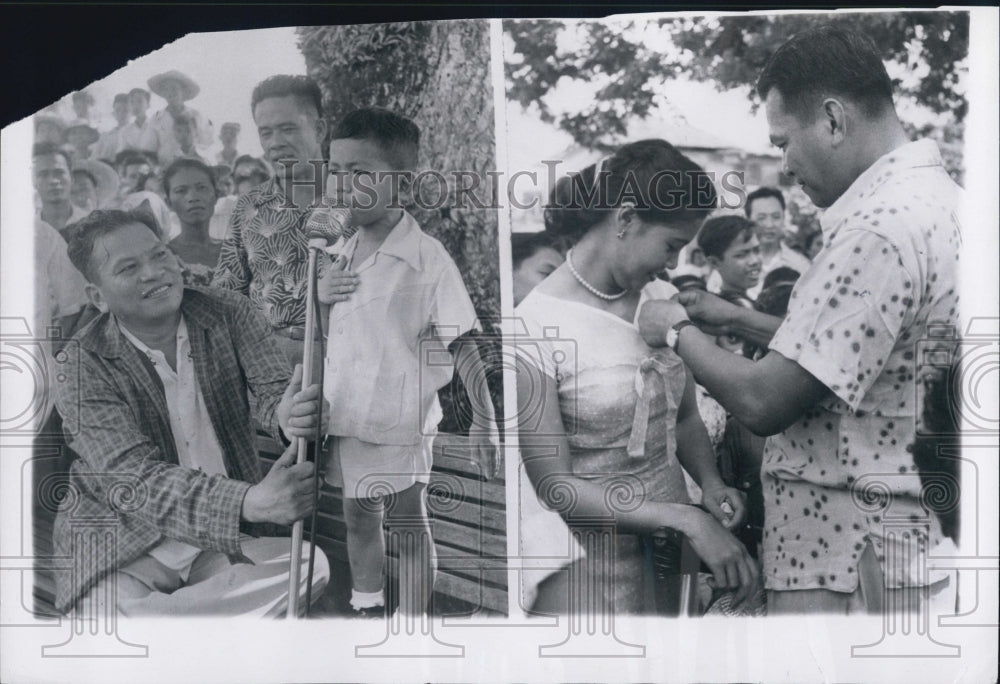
top-left (697, 215), bottom-right (755, 259)
top-left (66, 209), bottom-right (162, 284)
top-left (162, 157), bottom-right (218, 198)
top-left (544, 138), bottom-right (717, 241)
top-left (511, 231), bottom-right (561, 270)
top-left (756, 24), bottom-right (894, 121)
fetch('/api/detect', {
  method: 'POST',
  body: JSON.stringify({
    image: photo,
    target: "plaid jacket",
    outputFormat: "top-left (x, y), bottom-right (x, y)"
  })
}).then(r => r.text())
top-left (52, 286), bottom-right (290, 613)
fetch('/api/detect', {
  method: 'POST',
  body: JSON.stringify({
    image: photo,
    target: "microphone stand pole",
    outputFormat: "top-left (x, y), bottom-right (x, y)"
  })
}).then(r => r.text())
top-left (287, 242), bottom-right (322, 619)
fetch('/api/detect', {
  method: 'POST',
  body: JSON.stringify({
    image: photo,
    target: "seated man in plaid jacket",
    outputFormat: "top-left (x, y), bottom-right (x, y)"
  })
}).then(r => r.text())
top-left (53, 209), bottom-right (329, 617)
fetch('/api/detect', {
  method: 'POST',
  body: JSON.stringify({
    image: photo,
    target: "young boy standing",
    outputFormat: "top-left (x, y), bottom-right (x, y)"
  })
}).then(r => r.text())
top-left (317, 108), bottom-right (499, 618)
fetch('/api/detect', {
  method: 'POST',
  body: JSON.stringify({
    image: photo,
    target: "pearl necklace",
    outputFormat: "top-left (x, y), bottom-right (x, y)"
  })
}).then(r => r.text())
top-left (565, 248), bottom-right (628, 301)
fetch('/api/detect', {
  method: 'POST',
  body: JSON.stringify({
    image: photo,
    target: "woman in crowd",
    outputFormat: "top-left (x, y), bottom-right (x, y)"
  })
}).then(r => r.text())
top-left (162, 157), bottom-right (222, 286)
top-left (514, 139), bottom-right (757, 615)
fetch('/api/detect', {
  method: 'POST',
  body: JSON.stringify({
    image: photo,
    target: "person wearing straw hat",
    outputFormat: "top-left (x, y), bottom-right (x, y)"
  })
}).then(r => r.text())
top-left (72, 159), bottom-right (120, 213)
top-left (149, 70), bottom-right (214, 165)
top-left (64, 120), bottom-right (100, 162)
top-left (216, 122), bottom-right (241, 168)
top-left (95, 93), bottom-right (132, 162)
top-left (121, 88), bottom-right (160, 155)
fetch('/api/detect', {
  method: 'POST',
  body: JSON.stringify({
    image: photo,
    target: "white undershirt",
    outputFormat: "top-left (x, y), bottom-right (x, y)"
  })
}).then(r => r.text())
top-left (119, 316), bottom-right (229, 579)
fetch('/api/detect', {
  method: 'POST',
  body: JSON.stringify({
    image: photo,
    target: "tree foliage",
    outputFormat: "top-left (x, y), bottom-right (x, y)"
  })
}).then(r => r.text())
top-left (297, 21), bottom-right (503, 432)
top-left (505, 12), bottom-right (969, 161)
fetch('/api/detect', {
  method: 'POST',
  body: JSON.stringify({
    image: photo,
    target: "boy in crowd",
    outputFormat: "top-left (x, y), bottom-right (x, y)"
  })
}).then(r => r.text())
top-left (316, 108), bottom-right (499, 617)
top-left (698, 215), bottom-right (763, 300)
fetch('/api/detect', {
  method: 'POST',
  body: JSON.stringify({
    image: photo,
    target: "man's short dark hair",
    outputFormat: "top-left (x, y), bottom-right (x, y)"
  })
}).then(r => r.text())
top-left (33, 142), bottom-right (72, 169)
top-left (116, 150), bottom-right (153, 173)
top-left (162, 157), bottom-right (218, 197)
top-left (331, 107), bottom-right (420, 171)
top-left (756, 24), bottom-right (894, 120)
top-left (129, 87), bottom-right (150, 101)
top-left (251, 75), bottom-right (323, 119)
top-left (697, 215), bottom-right (755, 259)
top-left (67, 209), bottom-right (162, 284)
top-left (745, 186), bottom-right (786, 217)
top-left (113, 93), bottom-right (129, 106)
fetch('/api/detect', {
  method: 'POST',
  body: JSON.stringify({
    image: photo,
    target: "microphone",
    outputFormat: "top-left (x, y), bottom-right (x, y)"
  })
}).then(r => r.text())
top-left (305, 202), bottom-right (354, 251)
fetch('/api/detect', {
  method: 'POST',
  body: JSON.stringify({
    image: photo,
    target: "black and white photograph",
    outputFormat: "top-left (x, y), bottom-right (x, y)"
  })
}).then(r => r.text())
top-left (4, 18), bottom-right (507, 632)
top-left (0, 5), bottom-right (997, 684)
top-left (506, 9), bottom-right (971, 618)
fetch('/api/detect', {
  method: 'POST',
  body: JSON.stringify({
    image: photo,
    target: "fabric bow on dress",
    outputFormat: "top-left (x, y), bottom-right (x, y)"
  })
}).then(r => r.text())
top-left (626, 352), bottom-right (684, 464)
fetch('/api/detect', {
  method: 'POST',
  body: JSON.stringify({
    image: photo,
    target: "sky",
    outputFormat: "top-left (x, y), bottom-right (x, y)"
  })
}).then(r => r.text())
top-left (43, 27), bottom-right (307, 160)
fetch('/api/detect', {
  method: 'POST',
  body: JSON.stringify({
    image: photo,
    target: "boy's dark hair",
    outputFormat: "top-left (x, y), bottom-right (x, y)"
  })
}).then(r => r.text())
top-left (745, 186), bottom-right (785, 217)
top-left (757, 24), bottom-right (894, 121)
top-left (113, 93), bottom-right (129, 106)
top-left (33, 142), bottom-right (72, 169)
top-left (544, 138), bottom-right (717, 241)
top-left (251, 75), bottom-right (323, 119)
top-left (331, 107), bottom-right (420, 171)
top-left (511, 232), bottom-right (560, 270)
top-left (697, 215), bottom-right (755, 259)
top-left (66, 209), bottom-right (162, 284)
top-left (128, 87), bottom-right (150, 101)
top-left (115, 149), bottom-right (156, 171)
top-left (762, 266), bottom-right (801, 290)
top-left (162, 157), bottom-right (217, 197)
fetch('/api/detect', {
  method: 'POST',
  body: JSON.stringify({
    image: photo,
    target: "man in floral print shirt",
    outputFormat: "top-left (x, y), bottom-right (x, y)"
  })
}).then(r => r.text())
top-left (639, 25), bottom-right (960, 614)
top-left (213, 75), bottom-right (357, 368)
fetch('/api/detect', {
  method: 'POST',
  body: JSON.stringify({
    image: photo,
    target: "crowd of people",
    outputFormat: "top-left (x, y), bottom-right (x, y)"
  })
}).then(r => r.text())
top-left (514, 25), bottom-right (962, 618)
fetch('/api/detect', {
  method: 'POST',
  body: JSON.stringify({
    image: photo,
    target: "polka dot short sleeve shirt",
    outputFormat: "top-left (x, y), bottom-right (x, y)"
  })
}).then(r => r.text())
top-left (763, 140), bottom-right (962, 593)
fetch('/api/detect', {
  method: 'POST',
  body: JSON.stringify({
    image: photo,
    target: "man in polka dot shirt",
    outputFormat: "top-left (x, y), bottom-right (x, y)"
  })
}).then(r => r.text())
top-left (639, 25), bottom-right (961, 614)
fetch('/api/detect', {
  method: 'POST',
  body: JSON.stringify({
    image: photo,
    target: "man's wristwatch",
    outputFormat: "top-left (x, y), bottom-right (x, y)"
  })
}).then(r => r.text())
top-left (666, 319), bottom-right (695, 351)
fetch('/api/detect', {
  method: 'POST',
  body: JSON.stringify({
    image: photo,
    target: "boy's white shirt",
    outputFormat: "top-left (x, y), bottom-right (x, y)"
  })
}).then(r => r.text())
top-left (322, 210), bottom-right (480, 445)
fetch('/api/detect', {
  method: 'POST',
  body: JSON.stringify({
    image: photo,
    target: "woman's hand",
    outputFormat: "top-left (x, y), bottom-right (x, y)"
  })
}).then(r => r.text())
top-left (317, 254), bottom-right (359, 304)
top-left (701, 483), bottom-right (747, 530)
top-left (685, 508), bottom-right (758, 608)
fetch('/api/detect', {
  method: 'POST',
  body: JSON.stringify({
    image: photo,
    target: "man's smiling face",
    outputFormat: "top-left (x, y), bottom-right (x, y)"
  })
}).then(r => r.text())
top-left (86, 221), bottom-right (184, 330)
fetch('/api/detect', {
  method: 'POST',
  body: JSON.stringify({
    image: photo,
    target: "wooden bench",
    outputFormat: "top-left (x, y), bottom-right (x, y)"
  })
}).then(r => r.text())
top-left (255, 431), bottom-right (508, 615)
